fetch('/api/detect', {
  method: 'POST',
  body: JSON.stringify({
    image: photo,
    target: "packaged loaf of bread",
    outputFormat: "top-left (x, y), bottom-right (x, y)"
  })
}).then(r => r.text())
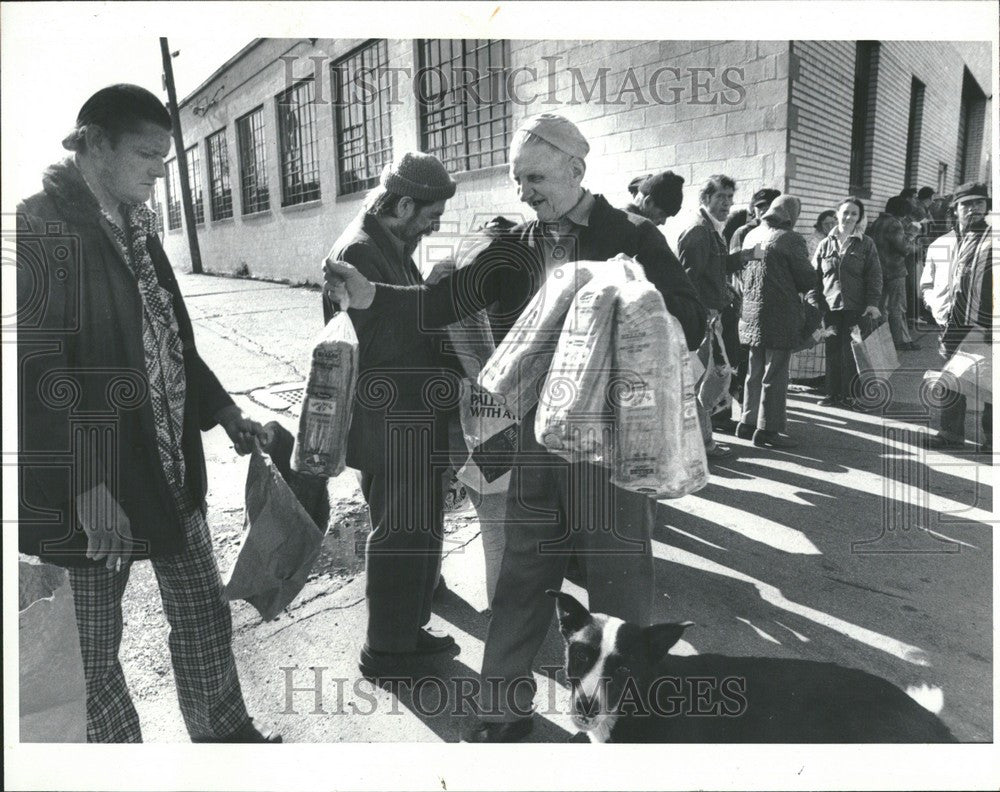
top-left (611, 275), bottom-right (707, 498)
top-left (535, 271), bottom-right (621, 463)
top-left (291, 310), bottom-right (358, 478)
top-left (478, 260), bottom-right (602, 419)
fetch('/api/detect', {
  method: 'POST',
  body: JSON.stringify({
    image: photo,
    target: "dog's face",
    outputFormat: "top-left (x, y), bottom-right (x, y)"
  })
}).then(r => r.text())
top-left (547, 590), bottom-right (691, 741)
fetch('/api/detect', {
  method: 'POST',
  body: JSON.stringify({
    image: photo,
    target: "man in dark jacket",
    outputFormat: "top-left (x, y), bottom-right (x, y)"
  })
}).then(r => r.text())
top-left (325, 113), bottom-right (706, 742)
top-left (869, 196), bottom-right (919, 350)
top-left (677, 175), bottom-right (760, 455)
top-left (321, 151), bottom-right (460, 677)
top-left (16, 85), bottom-right (278, 743)
top-left (624, 170), bottom-right (685, 227)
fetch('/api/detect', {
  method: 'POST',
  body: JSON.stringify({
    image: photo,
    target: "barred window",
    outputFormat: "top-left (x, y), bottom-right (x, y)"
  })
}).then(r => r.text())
top-left (207, 129), bottom-right (234, 221)
top-left (150, 181), bottom-right (165, 233)
top-left (333, 39), bottom-right (393, 195)
top-left (165, 158), bottom-right (182, 230)
top-left (418, 39), bottom-right (511, 173)
top-left (236, 106), bottom-right (270, 214)
top-left (276, 80), bottom-right (321, 206)
top-left (185, 145), bottom-right (205, 225)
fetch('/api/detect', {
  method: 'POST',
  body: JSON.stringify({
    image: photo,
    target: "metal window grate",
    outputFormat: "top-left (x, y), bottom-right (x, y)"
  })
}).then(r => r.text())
top-left (165, 158), bottom-right (182, 230)
top-left (277, 80), bottom-right (322, 206)
top-left (418, 39), bottom-right (511, 173)
top-left (236, 106), bottom-right (270, 215)
top-left (207, 129), bottom-right (234, 221)
top-left (185, 145), bottom-right (205, 225)
top-left (149, 181), bottom-right (165, 233)
top-left (333, 39), bottom-right (394, 196)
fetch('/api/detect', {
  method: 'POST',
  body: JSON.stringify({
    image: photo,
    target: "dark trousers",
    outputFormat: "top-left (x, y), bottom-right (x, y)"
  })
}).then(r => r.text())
top-left (479, 420), bottom-right (654, 720)
top-left (360, 457), bottom-right (445, 654)
top-left (824, 309), bottom-right (861, 400)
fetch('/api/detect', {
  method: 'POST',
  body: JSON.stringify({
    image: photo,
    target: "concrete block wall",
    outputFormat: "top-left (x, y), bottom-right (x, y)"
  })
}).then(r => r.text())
top-left (788, 40), bottom-right (993, 238)
top-left (162, 38), bottom-right (793, 280)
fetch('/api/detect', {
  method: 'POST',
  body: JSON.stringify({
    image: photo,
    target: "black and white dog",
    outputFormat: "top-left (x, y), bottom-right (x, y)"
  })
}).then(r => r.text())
top-left (548, 590), bottom-right (957, 743)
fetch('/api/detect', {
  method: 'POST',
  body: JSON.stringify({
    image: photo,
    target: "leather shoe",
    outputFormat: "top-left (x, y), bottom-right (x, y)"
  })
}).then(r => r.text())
top-left (460, 716), bottom-right (533, 743)
top-left (415, 627), bottom-right (456, 654)
top-left (712, 417), bottom-right (738, 435)
top-left (752, 429), bottom-right (798, 449)
top-left (735, 422), bottom-right (756, 440)
top-left (818, 396), bottom-right (844, 407)
top-left (194, 717), bottom-right (282, 743)
top-left (927, 433), bottom-right (965, 450)
top-left (705, 441), bottom-right (733, 458)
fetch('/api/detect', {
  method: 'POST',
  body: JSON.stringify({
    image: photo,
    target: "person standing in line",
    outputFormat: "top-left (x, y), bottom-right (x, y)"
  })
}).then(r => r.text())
top-left (812, 197), bottom-right (883, 408)
top-left (920, 182), bottom-right (993, 452)
top-left (869, 196), bottom-right (920, 350)
top-left (623, 169), bottom-right (685, 228)
top-left (677, 175), bottom-right (760, 455)
top-left (737, 195), bottom-right (818, 447)
top-left (16, 84), bottom-right (279, 743)
top-left (807, 210), bottom-right (837, 260)
top-left (321, 151), bottom-right (461, 678)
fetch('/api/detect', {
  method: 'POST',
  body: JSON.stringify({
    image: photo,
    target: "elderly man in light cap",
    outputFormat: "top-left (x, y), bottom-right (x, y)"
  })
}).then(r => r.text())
top-left (325, 114), bottom-right (705, 741)
top-left (321, 151), bottom-right (460, 678)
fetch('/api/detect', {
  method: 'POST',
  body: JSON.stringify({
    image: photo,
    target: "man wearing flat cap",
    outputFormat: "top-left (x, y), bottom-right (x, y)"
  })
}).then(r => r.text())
top-left (920, 181), bottom-right (993, 452)
top-left (321, 151), bottom-right (461, 677)
top-left (325, 113), bottom-right (706, 741)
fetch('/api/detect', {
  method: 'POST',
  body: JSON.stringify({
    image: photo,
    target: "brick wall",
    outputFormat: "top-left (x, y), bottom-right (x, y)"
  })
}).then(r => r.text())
top-left (788, 40), bottom-right (992, 237)
top-left (161, 38), bottom-right (791, 280)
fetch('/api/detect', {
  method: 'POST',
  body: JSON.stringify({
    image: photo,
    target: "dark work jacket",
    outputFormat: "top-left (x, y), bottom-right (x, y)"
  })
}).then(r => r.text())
top-left (368, 194), bottom-right (707, 353)
top-left (322, 211), bottom-right (456, 475)
top-left (16, 160), bottom-right (234, 567)
top-left (677, 208), bottom-right (746, 311)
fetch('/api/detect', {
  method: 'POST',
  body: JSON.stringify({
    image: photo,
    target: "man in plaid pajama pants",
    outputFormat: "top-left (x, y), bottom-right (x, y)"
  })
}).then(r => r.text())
top-left (17, 85), bottom-right (280, 743)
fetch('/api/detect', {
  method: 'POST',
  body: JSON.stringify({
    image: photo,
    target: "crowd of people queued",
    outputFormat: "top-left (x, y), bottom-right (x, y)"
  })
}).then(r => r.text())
top-left (17, 83), bottom-right (992, 746)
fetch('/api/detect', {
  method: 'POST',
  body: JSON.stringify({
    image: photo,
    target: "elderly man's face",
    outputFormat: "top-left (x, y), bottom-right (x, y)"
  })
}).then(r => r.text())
top-left (704, 187), bottom-right (734, 222)
top-left (94, 121), bottom-right (172, 206)
top-left (510, 142), bottom-right (584, 222)
top-left (956, 198), bottom-right (988, 230)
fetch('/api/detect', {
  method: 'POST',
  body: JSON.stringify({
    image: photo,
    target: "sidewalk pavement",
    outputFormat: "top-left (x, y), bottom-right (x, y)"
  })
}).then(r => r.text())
top-left (130, 272), bottom-right (991, 743)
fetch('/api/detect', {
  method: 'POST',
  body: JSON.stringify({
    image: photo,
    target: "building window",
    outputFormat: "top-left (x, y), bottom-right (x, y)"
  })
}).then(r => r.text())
top-left (207, 129), bottom-right (234, 221)
top-left (418, 39), bottom-right (512, 173)
top-left (150, 181), bottom-right (165, 234)
top-left (849, 41), bottom-right (880, 197)
top-left (956, 68), bottom-right (987, 184)
top-left (236, 106), bottom-right (270, 215)
top-left (904, 77), bottom-right (925, 189)
top-left (333, 39), bottom-right (393, 195)
top-left (165, 158), bottom-right (182, 230)
top-left (185, 145), bottom-right (205, 225)
top-left (276, 80), bottom-right (321, 206)
top-left (937, 162), bottom-right (949, 195)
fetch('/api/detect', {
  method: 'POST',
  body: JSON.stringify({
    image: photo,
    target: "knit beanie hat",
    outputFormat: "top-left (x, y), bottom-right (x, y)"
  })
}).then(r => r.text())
top-left (639, 170), bottom-right (685, 217)
top-left (380, 151), bottom-right (457, 202)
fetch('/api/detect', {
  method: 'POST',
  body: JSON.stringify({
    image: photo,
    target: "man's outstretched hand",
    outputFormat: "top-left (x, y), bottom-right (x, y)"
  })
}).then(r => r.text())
top-left (215, 404), bottom-right (268, 455)
top-left (323, 258), bottom-right (376, 310)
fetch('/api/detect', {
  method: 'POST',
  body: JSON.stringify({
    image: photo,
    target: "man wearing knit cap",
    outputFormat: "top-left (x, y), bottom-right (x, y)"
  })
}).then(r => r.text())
top-left (321, 150), bottom-right (459, 678)
top-left (325, 113), bottom-right (706, 741)
top-left (625, 170), bottom-right (686, 227)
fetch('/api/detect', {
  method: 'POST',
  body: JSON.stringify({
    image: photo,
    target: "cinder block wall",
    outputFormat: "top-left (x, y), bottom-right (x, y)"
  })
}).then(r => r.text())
top-left (788, 40), bottom-right (992, 238)
top-left (161, 38), bottom-right (792, 279)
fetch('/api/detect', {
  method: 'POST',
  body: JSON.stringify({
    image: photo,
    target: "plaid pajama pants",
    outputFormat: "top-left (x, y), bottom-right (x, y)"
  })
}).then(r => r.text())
top-left (68, 487), bottom-right (249, 742)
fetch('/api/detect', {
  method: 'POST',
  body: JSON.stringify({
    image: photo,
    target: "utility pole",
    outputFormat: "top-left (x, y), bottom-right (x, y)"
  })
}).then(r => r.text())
top-left (160, 37), bottom-right (203, 274)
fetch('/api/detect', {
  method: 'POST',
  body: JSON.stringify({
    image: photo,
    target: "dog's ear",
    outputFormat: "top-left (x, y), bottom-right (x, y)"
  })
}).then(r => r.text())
top-left (546, 589), bottom-right (590, 636)
top-left (643, 621), bottom-right (694, 662)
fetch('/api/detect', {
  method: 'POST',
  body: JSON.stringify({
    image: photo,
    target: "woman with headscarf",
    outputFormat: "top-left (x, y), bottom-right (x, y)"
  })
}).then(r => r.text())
top-left (812, 197), bottom-right (883, 407)
top-left (737, 195), bottom-right (818, 447)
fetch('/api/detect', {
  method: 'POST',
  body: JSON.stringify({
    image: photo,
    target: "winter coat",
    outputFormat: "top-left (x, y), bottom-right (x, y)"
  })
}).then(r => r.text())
top-left (16, 160), bottom-right (234, 567)
top-left (868, 213), bottom-right (910, 281)
top-left (812, 230), bottom-right (883, 313)
top-left (738, 196), bottom-right (817, 349)
top-left (322, 211), bottom-right (455, 475)
top-left (677, 208), bottom-right (747, 311)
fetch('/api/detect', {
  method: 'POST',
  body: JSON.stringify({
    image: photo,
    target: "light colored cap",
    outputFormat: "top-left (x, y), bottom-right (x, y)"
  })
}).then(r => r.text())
top-left (513, 113), bottom-right (589, 160)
